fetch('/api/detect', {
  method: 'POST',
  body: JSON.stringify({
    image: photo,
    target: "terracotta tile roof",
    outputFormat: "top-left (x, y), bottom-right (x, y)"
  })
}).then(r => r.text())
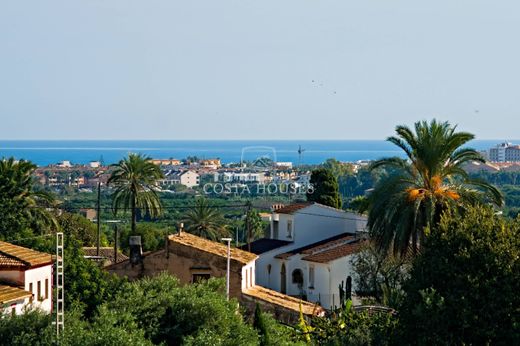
top-left (242, 285), bottom-right (324, 316)
top-left (0, 241), bottom-right (53, 268)
top-left (272, 203), bottom-right (312, 214)
top-left (0, 253), bottom-right (25, 268)
top-left (275, 233), bottom-right (356, 259)
top-left (82, 247), bottom-right (129, 264)
top-left (239, 238), bottom-right (292, 255)
top-left (169, 232), bottom-right (258, 265)
top-left (302, 239), bottom-right (364, 263)
top-left (0, 285), bottom-right (32, 304)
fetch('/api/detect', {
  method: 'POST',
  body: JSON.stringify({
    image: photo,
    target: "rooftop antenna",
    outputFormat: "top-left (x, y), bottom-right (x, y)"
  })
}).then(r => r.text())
top-left (297, 145), bottom-right (306, 167)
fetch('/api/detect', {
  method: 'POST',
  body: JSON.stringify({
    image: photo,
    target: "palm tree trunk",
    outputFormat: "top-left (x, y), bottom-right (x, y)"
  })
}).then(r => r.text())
top-left (131, 195), bottom-right (136, 235)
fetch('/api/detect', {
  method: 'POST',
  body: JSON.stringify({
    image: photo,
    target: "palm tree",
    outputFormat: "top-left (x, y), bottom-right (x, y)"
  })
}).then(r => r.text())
top-left (108, 153), bottom-right (164, 235)
top-left (365, 120), bottom-right (503, 255)
top-left (181, 198), bottom-right (227, 240)
top-left (0, 158), bottom-right (58, 238)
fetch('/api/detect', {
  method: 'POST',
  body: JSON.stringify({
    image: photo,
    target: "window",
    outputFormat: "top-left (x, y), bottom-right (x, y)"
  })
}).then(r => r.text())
top-left (11, 306), bottom-right (16, 316)
top-left (249, 268), bottom-right (253, 287)
top-left (45, 279), bottom-right (49, 299)
top-left (192, 273), bottom-right (211, 283)
top-left (29, 283), bottom-right (33, 302)
top-left (37, 281), bottom-right (41, 301)
top-left (309, 266), bottom-right (315, 288)
top-left (273, 221), bottom-right (279, 238)
top-left (287, 220), bottom-right (293, 238)
top-left (292, 269), bottom-right (304, 288)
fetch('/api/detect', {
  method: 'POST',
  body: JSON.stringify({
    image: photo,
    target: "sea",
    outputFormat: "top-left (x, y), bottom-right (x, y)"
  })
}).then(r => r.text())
top-left (0, 140), bottom-right (508, 167)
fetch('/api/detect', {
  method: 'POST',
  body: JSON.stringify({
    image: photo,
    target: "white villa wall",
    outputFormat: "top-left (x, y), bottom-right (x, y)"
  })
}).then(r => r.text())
top-left (240, 261), bottom-right (256, 290)
top-left (180, 171), bottom-right (200, 188)
top-left (256, 204), bottom-right (367, 309)
top-left (1, 297), bottom-right (31, 316)
top-left (24, 265), bottom-right (53, 313)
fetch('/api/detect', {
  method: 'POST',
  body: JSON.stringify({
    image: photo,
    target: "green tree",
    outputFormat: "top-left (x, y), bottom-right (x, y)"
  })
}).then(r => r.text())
top-left (351, 242), bottom-right (409, 301)
top-left (181, 198), bottom-right (228, 240)
top-left (57, 212), bottom-right (99, 246)
top-left (0, 158), bottom-right (58, 240)
top-left (398, 205), bottom-right (520, 345)
top-left (108, 153), bottom-right (164, 236)
top-left (365, 120), bottom-right (503, 255)
top-left (106, 274), bottom-right (258, 346)
top-left (64, 237), bottom-right (123, 317)
top-left (306, 168), bottom-right (342, 209)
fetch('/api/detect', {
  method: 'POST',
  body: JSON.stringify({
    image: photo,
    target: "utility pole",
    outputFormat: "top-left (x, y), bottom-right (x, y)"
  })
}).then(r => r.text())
top-left (113, 224), bottom-right (118, 265)
top-left (246, 202), bottom-right (252, 252)
top-left (221, 238), bottom-right (232, 300)
top-left (55, 232), bottom-right (64, 337)
top-left (96, 181), bottom-right (101, 257)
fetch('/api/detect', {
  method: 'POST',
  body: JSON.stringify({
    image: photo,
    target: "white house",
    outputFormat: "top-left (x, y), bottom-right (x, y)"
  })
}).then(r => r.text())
top-left (246, 203), bottom-right (367, 310)
top-left (160, 170), bottom-right (200, 188)
top-left (0, 241), bottom-right (53, 315)
top-left (214, 172), bottom-right (267, 184)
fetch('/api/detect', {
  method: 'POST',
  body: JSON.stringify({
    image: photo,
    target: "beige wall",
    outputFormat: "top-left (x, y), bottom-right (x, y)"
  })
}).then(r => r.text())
top-left (107, 240), bottom-right (246, 299)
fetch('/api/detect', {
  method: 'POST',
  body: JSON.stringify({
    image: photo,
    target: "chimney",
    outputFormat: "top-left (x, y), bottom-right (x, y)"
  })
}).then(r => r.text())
top-left (178, 222), bottom-right (184, 235)
top-left (129, 236), bottom-right (143, 265)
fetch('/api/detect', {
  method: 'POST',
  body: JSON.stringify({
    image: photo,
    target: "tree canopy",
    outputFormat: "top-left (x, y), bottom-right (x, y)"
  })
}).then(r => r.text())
top-left (306, 168), bottom-right (342, 209)
top-left (398, 205), bottom-right (520, 345)
top-left (364, 120), bottom-right (503, 255)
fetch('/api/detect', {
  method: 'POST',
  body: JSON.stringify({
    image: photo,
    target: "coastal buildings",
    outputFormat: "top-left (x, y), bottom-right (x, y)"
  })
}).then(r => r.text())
top-left (488, 142), bottom-right (520, 162)
top-left (245, 203), bottom-right (368, 309)
top-left (0, 241), bottom-right (53, 315)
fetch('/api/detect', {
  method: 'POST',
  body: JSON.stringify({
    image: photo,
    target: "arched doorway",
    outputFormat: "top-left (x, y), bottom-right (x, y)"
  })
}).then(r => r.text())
top-left (280, 263), bottom-right (287, 294)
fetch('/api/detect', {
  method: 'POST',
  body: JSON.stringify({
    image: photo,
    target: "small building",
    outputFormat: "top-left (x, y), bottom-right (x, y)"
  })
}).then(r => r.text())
top-left (79, 208), bottom-right (97, 222)
top-left (160, 170), bottom-right (200, 188)
top-left (0, 241), bottom-right (53, 315)
top-left (199, 159), bottom-right (221, 169)
top-left (151, 159), bottom-right (182, 166)
top-left (82, 247), bottom-right (129, 267)
top-left (107, 232), bottom-right (323, 322)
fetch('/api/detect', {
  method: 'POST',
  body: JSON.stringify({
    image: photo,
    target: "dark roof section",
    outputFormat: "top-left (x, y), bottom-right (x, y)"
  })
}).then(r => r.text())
top-left (302, 239), bottom-right (364, 263)
top-left (82, 247), bottom-right (129, 265)
top-left (274, 233), bottom-right (357, 260)
top-left (239, 239), bottom-right (293, 255)
top-left (272, 203), bottom-right (312, 214)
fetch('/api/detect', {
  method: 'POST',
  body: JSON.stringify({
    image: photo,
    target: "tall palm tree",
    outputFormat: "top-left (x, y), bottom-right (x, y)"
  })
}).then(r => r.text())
top-left (365, 120), bottom-right (503, 255)
top-left (108, 153), bottom-right (164, 235)
top-left (181, 198), bottom-right (227, 240)
top-left (0, 158), bottom-right (58, 238)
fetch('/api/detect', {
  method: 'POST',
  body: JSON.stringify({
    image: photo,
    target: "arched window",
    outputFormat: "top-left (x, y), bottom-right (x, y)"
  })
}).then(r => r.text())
top-left (292, 269), bottom-right (304, 287)
top-left (280, 263), bottom-right (287, 294)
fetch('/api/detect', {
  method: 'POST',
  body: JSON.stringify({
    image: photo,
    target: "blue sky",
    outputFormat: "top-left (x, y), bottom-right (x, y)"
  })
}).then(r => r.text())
top-left (0, 1), bottom-right (518, 140)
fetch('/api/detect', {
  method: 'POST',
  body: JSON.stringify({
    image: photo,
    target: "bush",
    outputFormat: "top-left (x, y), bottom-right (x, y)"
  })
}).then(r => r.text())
top-left (398, 206), bottom-right (520, 345)
top-left (105, 273), bottom-right (259, 345)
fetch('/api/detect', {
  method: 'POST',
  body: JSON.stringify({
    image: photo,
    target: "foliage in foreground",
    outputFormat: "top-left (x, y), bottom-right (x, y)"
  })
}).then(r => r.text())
top-left (398, 205), bottom-right (520, 345)
top-left (296, 300), bottom-right (397, 346)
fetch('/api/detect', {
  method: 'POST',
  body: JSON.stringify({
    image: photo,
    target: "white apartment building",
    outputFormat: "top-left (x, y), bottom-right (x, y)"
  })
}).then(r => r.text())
top-left (488, 142), bottom-right (520, 162)
top-left (160, 170), bottom-right (200, 188)
top-left (245, 203), bottom-right (367, 309)
top-left (214, 172), bottom-right (267, 184)
top-left (0, 241), bottom-right (53, 315)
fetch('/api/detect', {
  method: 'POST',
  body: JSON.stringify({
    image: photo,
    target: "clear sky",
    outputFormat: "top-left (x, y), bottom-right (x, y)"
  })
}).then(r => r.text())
top-left (1, 1), bottom-right (518, 140)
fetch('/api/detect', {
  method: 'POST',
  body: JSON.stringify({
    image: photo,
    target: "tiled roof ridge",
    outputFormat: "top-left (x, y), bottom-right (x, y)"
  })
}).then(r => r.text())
top-left (303, 237), bottom-right (358, 256)
top-left (0, 241), bottom-right (53, 267)
top-left (169, 232), bottom-right (258, 265)
top-left (275, 233), bottom-right (356, 259)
